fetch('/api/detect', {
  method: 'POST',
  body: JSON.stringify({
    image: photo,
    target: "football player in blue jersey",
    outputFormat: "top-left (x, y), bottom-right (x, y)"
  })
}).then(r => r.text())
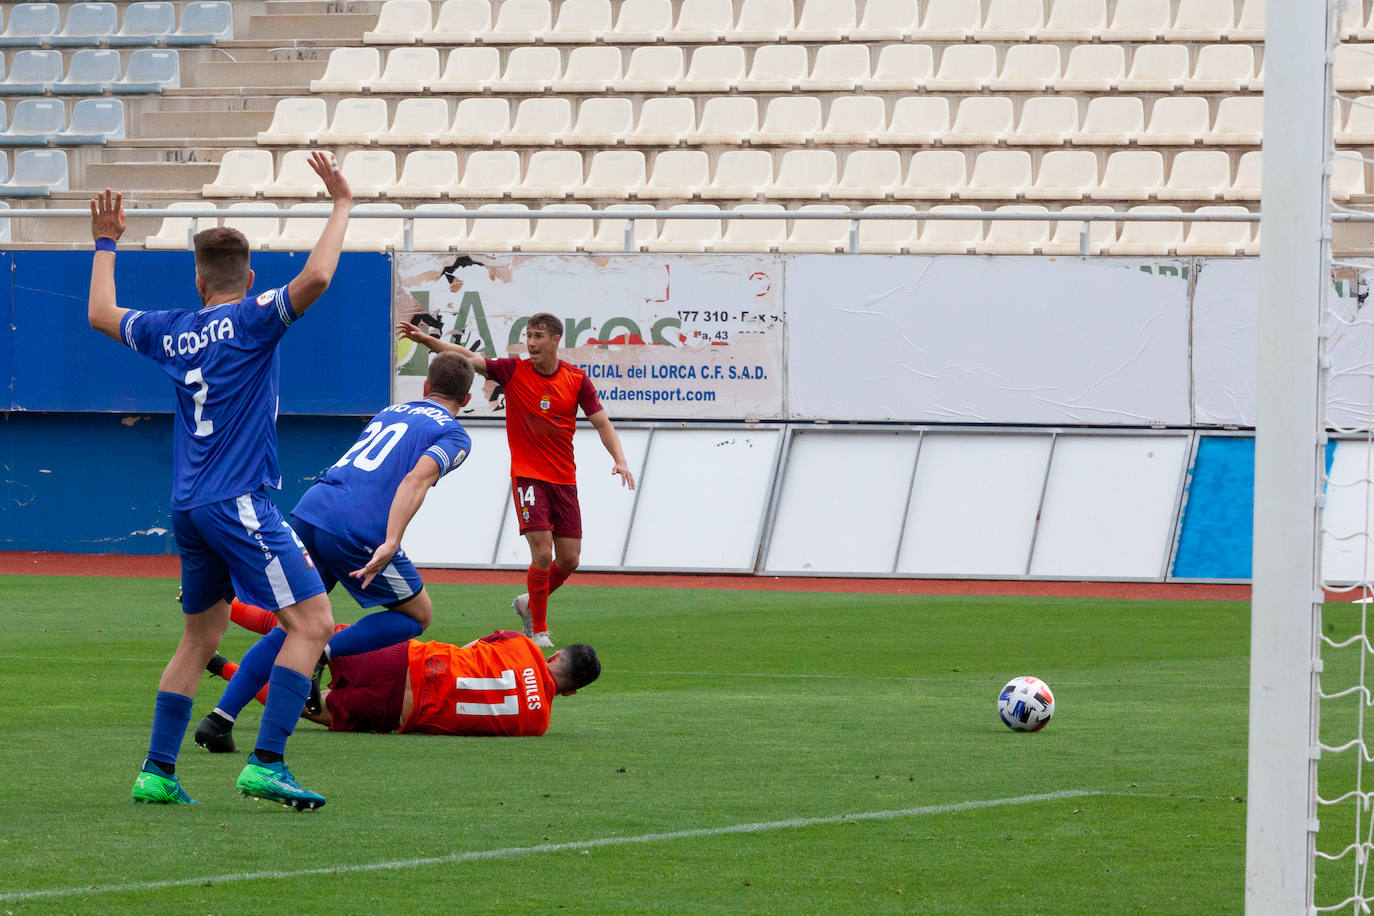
top-left (87, 151), bottom-right (352, 810)
top-left (193, 352), bottom-right (476, 754)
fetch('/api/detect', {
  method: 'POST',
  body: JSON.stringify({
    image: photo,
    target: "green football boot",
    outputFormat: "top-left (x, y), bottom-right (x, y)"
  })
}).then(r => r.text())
top-left (236, 754), bottom-right (326, 811)
top-left (132, 762), bottom-right (198, 805)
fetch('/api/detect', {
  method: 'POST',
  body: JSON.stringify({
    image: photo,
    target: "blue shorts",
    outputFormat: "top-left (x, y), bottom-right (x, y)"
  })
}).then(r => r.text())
top-left (174, 491), bottom-right (326, 615)
top-left (290, 516), bottom-right (424, 610)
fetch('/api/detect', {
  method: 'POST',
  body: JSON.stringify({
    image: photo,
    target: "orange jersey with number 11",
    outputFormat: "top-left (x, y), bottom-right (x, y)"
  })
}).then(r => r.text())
top-left (401, 631), bottom-right (556, 736)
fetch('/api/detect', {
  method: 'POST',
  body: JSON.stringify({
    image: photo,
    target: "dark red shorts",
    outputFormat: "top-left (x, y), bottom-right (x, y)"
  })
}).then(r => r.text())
top-left (324, 641), bottom-right (410, 733)
top-left (511, 476), bottom-right (582, 539)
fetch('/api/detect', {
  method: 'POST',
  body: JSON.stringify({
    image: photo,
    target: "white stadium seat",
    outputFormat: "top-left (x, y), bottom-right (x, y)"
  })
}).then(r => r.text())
top-left (1102, 0), bottom-right (1169, 40)
top-left (1224, 151), bottom-right (1262, 200)
top-left (928, 44), bottom-right (997, 91)
top-left (702, 150), bottom-right (773, 199)
top-left (1090, 150), bottom-right (1165, 200)
top-left (996, 44), bottom-right (1061, 91)
top-left (267, 203), bottom-right (331, 251)
top-left (452, 150), bottom-right (522, 198)
top-left (981, 204), bottom-right (1052, 254)
top-left (257, 98), bottom-right (327, 146)
top-left (642, 149), bottom-right (710, 198)
top-left (386, 98), bottom-right (450, 146)
top-left (203, 149), bottom-right (274, 198)
top-left (344, 203), bottom-right (405, 251)
top-left (1014, 96), bottom-right (1080, 145)
top-left (223, 202), bottom-right (280, 249)
top-left (823, 96), bottom-right (887, 144)
top-left (977, 0), bottom-right (1044, 40)
top-left (612, 0), bottom-right (673, 41)
top-left (920, 0), bottom-right (981, 40)
top-left (1055, 44), bottom-right (1125, 91)
top-left (146, 202), bottom-right (216, 251)
top-left (391, 150), bottom-right (460, 198)
top-left (801, 44), bottom-right (871, 91)
top-left (554, 46), bottom-right (622, 92)
top-left (858, 204), bottom-right (920, 253)
top-left (851, 0), bottom-right (919, 40)
top-left (767, 149), bottom-right (838, 200)
top-left (1142, 97), bottom-right (1211, 145)
top-left (673, 0), bottom-right (735, 41)
top-left (908, 204), bottom-right (983, 253)
top-left (778, 205), bottom-right (851, 253)
top-left (946, 96), bottom-right (1015, 145)
top-left (265, 149), bottom-right (326, 198)
top-left (487, 0), bottom-right (552, 43)
top-left (714, 203), bottom-right (788, 252)
top-left (424, 0), bottom-right (492, 44)
top-left (1208, 97), bottom-right (1263, 145)
top-left (525, 203), bottom-right (596, 251)
top-left (680, 46), bottom-right (746, 92)
top-left (411, 203), bottom-right (467, 252)
top-left (575, 149), bottom-right (647, 198)
top-left (1043, 205), bottom-right (1118, 255)
top-left (727, 0), bottom-right (794, 41)
top-left (340, 149), bottom-right (397, 198)
top-left (739, 45), bottom-right (808, 92)
top-left (1165, 0), bottom-right (1234, 41)
top-left (895, 149), bottom-right (968, 200)
top-left (587, 203), bottom-right (657, 251)
top-left (507, 98), bottom-right (573, 145)
top-left (566, 97), bottom-right (634, 145)
top-left (835, 149), bottom-right (902, 199)
top-left (499, 47), bottom-right (563, 93)
top-left (753, 96), bottom-right (823, 145)
top-left (1156, 149), bottom-right (1231, 201)
top-left (431, 47), bottom-right (500, 93)
top-left (511, 149), bottom-right (584, 199)
top-left (442, 97), bottom-right (510, 145)
top-left (961, 150), bottom-right (1032, 199)
top-left (467, 203), bottom-right (531, 250)
top-left (1120, 44), bottom-right (1189, 92)
top-left (866, 44), bottom-right (934, 89)
top-left (1073, 96), bottom-right (1144, 145)
top-left (364, 0), bottom-right (431, 43)
top-left (790, 0), bottom-right (856, 40)
top-left (371, 47), bottom-right (440, 93)
top-left (1040, 0), bottom-right (1107, 40)
top-left (1025, 150), bottom-right (1098, 200)
top-left (1177, 205), bottom-right (1253, 256)
top-left (643, 203), bottom-right (721, 251)
top-left (879, 96), bottom-right (950, 144)
top-left (633, 96), bottom-right (697, 145)
top-left (545, 0), bottom-right (611, 42)
top-left (615, 46), bottom-right (685, 92)
top-left (1107, 205), bottom-right (1184, 255)
top-left (1183, 45), bottom-right (1258, 92)
top-left (320, 98), bottom-right (388, 146)
top-left (690, 97), bottom-right (758, 145)
top-left (311, 48), bottom-right (381, 93)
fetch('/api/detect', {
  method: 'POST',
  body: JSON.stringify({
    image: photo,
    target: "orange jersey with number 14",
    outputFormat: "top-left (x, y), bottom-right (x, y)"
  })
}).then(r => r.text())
top-left (401, 631), bottom-right (556, 736)
top-left (485, 357), bottom-right (602, 486)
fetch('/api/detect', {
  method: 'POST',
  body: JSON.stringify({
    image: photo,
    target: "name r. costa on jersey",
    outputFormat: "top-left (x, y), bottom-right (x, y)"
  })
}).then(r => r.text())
top-left (162, 317), bottom-right (235, 358)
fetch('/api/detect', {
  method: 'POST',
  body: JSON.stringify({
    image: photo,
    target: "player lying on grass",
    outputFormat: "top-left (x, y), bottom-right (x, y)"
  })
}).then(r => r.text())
top-left (199, 600), bottom-right (600, 742)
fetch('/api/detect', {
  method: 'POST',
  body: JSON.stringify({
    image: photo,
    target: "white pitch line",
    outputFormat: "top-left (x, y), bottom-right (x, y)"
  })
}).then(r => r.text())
top-left (0, 789), bottom-right (1101, 904)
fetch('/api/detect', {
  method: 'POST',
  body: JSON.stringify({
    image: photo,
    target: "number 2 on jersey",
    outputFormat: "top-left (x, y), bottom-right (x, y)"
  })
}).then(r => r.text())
top-left (184, 367), bottom-right (213, 437)
top-left (333, 421), bottom-right (409, 472)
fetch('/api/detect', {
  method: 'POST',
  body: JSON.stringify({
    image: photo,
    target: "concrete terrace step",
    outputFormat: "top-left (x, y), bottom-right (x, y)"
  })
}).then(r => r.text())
top-left (246, 12), bottom-right (377, 41)
top-left (83, 161), bottom-right (220, 193)
top-left (188, 59), bottom-right (329, 90)
top-left (136, 109), bottom-right (275, 139)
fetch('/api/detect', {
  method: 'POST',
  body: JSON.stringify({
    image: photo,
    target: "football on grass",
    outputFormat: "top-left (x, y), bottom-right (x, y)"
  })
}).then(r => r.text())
top-left (998, 676), bottom-right (1055, 732)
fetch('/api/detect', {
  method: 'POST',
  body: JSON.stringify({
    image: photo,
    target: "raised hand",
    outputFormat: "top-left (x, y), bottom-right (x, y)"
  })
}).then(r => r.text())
top-left (90, 188), bottom-right (126, 242)
top-left (307, 150), bottom-right (352, 204)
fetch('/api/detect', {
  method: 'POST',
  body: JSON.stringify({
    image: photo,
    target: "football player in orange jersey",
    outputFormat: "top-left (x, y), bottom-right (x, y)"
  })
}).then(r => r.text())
top-left (398, 312), bottom-right (634, 649)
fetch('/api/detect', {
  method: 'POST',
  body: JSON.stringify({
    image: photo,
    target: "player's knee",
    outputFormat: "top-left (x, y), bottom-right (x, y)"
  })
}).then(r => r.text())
top-left (530, 546), bottom-right (555, 568)
top-left (557, 553), bottom-right (580, 574)
top-left (401, 592), bottom-right (433, 630)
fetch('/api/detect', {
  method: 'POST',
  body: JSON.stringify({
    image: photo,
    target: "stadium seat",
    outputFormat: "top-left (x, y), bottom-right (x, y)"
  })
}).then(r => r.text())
top-left (257, 98), bottom-right (327, 146)
top-left (894, 149), bottom-right (967, 199)
top-left (1102, 0), bottom-right (1169, 40)
top-left (612, 0), bottom-right (673, 42)
top-left (632, 96), bottom-right (696, 144)
top-left (908, 204), bottom-right (983, 253)
top-left (1, 148), bottom-right (66, 196)
top-left (340, 149), bottom-right (397, 198)
top-left (1157, 150), bottom-right (1231, 200)
top-left (857, 204), bottom-right (919, 252)
top-left (264, 149), bottom-right (326, 198)
top-left (1120, 44), bottom-right (1189, 91)
top-left (1040, 0), bottom-right (1107, 40)
top-left (641, 149), bottom-right (710, 197)
top-left (575, 149), bottom-right (646, 198)
top-left (851, 0), bottom-right (919, 40)
top-left (865, 44), bottom-right (934, 89)
top-left (801, 44), bottom-right (871, 91)
top-left (508, 98), bottom-right (573, 145)
top-left (823, 96), bottom-right (886, 143)
top-left (267, 203), bottom-right (332, 251)
top-left (680, 46), bottom-right (746, 92)
top-left (223, 202), bottom-right (280, 249)
top-left (753, 96), bottom-right (822, 145)
top-left (701, 149), bottom-right (773, 199)
top-left (391, 150), bottom-right (459, 198)
top-left (203, 149), bottom-right (275, 197)
top-left (1333, 149), bottom-right (1366, 200)
top-left (690, 97), bottom-right (758, 145)
top-left (1224, 150), bottom-right (1262, 200)
top-left (1164, 0), bottom-right (1234, 41)
top-left (615, 46), bottom-right (684, 92)
top-left (778, 205), bottom-right (851, 253)
top-left (112, 48), bottom-right (178, 92)
top-left (0, 150), bottom-right (11, 183)
top-left (1089, 150), bottom-right (1165, 200)
top-left (714, 203), bottom-right (788, 252)
top-left (1177, 205), bottom-right (1252, 255)
top-left (0, 51), bottom-right (61, 95)
top-left (498, 46), bottom-right (563, 93)
top-left (767, 149), bottom-right (838, 199)
top-left (789, 0), bottom-right (856, 40)
top-left (467, 203), bottom-right (531, 251)
top-left (442, 98), bottom-right (510, 145)
top-left (410, 203), bottom-right (466, 252)
top-left (524, 203), bottom-right (595, 251)
top-left (587, 203), bottom-right (657, 251)
top-left (363, 0), bottom-right (431, 43)
top-left (311, 48), bottom-right (381, 93)
top-left (643, 203), bottom-right (720, 251)
top-left (111, 1), bottom-right (175, 46)
top-left (423, 0), bottom-right (491, 44)
top-left (320, 98), bottom-right (388, 146)
top-left (946, 96), bottom-right (1015, 145)
top-left (834, 149), bottom-right (902, 198)
top-left (545, 0), bottom-right (612, 42)
top-left (344, 203), bottom-right (405, 251)
top-left (727, 0), bottom-right (794, 40)
top-left (145, 201), bottom-right (216, 250)
top-left (878, 96), bottom-right (951, 144)
top-left (961, 150), bottom-right (1032, 199)
top-left (554, 46), bottom-right (622, 92)
top-left (1335, 45), bottom-right (1374, 92)
top-left (54, 49), bottom-right (121, 94)
top-left (167, 1), bottom-right (232, 44)
top-left (50, 2), bottom-right (116, 47)
top-left (1014, 95), bottom-right (1080, 144)
top-left (1042, 205), bottom-right (1117, 255)
top-left (672, 0), bottom-right (735, 42)
top-left (739, 45), bottom-right (808, 92)
top-left (511, 149), bottom-right (584, 199)
top-left (1024, 149), bottom-right (1098, 199)
top-left (977, 0), bottom-right (1044, 39)
top-left (1073, 96), bottom-right (1144, 145)
top-left (451, 150), bottom-right (522, 198)
top-left (57, 97), bottom-right (124, 144)
top-left (1208, 96), bottom-right (1263, 145)
top-left (1055, 44), bottom-right (1125, 91)
top-left (566, 97), bottom-right (633, 145)
top-left (0, 99), bottom-right (63, 146)
top-left (486, 0), bottom-right (553, 43)
top-left (1107, 205), bottom-right (1183, 255)
top-left (1142, 97), bottom-right (1211, 145)
top-left (1233, 0), bottom-right (1265, 39)
top-left (981, 204), bottom-right (1052, 254)
top-left (0, 3), bottom-right (59, 48)
top-left (1183, 45), bottom-right (1258, 92)
top-left (996, 44), bottom-right (1061, 91)
top-left (430, 47), bottom-right (500, 92)
top-left (385, 97), bottom-right (449, 145)
top-left (920, 0), bottom-right (981, 40)
top-left (928, 44), bottom-right (997, 91)
top-left (1339, 96), bottom-right (1374, 144)
top-left (371, 47), bottom-right (440, 93)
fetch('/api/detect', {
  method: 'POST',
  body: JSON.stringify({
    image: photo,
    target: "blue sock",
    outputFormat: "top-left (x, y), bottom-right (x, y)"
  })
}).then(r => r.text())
top-left (253, 666), bottom-right (311, 758)
top-left (326, 610), bottom-right (423, 660)
top-left (146, 691), bottom-right (193, 768)
top-left (216, 627), bottom-right (286, 719)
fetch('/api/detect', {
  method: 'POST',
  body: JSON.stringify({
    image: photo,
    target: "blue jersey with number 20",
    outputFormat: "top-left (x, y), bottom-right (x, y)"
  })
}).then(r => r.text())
top-left (119, 286), bottom-right (296, 511)
top-left (293, 399), bottom-right (472, 548)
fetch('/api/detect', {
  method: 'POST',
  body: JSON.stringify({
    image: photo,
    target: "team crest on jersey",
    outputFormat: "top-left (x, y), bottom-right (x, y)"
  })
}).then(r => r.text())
top-left (522, 507), bottom-right (530, 521)
top-left (539, 395), bottom-right (551, 411)
top-left (255, 290), bottom-right (275, 307)
top-left (452, 449), bottom-right (467, 470)
top-left (302, 549), bottom-right (315, 569)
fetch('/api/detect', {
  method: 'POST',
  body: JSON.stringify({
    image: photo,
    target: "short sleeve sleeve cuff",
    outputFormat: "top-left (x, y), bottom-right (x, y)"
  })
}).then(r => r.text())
top-left (120, 309), bottom-right (145, 350)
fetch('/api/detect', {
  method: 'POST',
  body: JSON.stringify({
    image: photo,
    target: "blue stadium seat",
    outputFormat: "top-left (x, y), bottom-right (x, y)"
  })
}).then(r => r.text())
top-left (1, 149), bottom-right (68, 196)
top-left (112, 48), bottom-right (179, 92)
top-left (167, 2), bottom-right (233, 45)
top-left (57, 98), bottom-right (124, 144)
top-left (54, 48), bottom-right (122, 93)
top-left (0, 4), bottom-right (60, 48)
top-left (0, 200), bottom-right (12, 243)
top-left (0, 50), bottom-right (62, 94)
top-left (0, 99), bottom-right (65, 145)
top-left (110, 2), bottom-right (176, 46)
top-left (51, 2), bottom-right (118, 47)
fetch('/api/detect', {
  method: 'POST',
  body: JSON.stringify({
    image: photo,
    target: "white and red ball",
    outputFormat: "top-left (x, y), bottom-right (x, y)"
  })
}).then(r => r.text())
top-left (997, 676), bottom-right (1055, 732)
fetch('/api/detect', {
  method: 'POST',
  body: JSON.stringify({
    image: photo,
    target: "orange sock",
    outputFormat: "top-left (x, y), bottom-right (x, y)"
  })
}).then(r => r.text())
top-left (527, 565), bottom-right (551, 633)
top-left (220, 659), bottom-right (271, 706)
top-left (549, 564), bottom-right (571, 594)
top-left (230, 599), bottom-right (280, 635)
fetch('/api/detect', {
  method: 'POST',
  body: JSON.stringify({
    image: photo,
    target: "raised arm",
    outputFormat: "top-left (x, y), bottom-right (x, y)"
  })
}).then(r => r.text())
top-left (397, 320), bottom-right (490, 377)
top-left (87, 189), bottom-right (129, 342)
top-left (286, 151), bottom-right (352, 318)
top-left (587, 409), bottom-right (635, 490)
top-left (350, 455), bottom-right (442, 588)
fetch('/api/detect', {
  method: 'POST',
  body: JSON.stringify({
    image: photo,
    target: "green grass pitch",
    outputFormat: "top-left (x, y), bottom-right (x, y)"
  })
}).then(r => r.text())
top-left (0, 576), bottom-right (1273, 913)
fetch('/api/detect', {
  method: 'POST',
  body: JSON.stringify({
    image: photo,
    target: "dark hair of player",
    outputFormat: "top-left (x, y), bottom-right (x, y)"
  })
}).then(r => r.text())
top-left (527, 312), bottom-right (564, 339)
top-left (561, 643), bottom-right (601, 691)
top-left (427, 351), bottom-right (475, 402)
top-left (192, 227), bottom-right (252, 294)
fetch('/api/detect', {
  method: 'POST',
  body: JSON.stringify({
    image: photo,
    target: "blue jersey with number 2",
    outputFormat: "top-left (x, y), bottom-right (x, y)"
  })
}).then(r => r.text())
top-left (119, 286), bottom-right (296, 511)
top-left (293, 400), bottom-right (472, 548)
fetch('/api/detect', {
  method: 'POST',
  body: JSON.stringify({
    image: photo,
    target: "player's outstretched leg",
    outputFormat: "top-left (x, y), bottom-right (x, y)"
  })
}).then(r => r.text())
top-left (236, 754), bottom-right (326, 811)
top-left (132, 760), bottom-right (199, 805)
top-left (512, 593), bottom-right (533, 637)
